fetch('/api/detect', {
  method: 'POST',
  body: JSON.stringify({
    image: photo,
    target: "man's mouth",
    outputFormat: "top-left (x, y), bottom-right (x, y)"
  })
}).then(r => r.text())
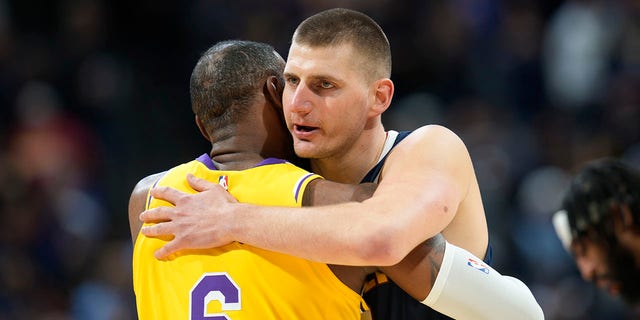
top-left (595, 277), bottom-right (621, 296)
top-left (296, 125), bottom-right (315, 131)
top-left (294, 124), bottom-right (317, 134)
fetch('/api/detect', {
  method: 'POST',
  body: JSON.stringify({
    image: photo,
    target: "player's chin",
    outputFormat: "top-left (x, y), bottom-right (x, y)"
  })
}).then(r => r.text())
top-left (293, 141), bottom-right (319, 159)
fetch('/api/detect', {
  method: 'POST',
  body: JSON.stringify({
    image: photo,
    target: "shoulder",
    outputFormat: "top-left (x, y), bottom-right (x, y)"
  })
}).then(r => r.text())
top-left (131, 172), bottom-right (167, 198)
top-left (381, 125), bottom-right (474, 187)
top-left (410, 124), bottom-right (462, 142)
top-left (395, 125), bottom-right (468, 156)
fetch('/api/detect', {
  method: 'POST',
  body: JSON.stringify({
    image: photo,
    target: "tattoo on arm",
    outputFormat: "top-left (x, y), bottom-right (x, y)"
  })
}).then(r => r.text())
top-left (428, 242), bottom-right (445, 288)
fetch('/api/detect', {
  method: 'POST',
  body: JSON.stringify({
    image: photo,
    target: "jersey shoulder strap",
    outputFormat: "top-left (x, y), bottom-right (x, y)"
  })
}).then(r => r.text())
top-left (361, 130), bottom-right (411, 183)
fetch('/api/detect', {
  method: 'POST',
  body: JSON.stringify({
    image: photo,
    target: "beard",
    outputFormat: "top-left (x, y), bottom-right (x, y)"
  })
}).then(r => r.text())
top-left (607, 244), bottom-right (640, 304)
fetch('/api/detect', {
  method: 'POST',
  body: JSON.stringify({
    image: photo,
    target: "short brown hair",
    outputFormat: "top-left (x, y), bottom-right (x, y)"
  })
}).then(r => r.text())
top-left (292, 8), bottom-right (391, 80)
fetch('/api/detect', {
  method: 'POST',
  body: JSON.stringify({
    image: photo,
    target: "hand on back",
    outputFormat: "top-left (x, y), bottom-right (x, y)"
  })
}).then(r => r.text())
top-left (139, 174), bottom-right (239, 260)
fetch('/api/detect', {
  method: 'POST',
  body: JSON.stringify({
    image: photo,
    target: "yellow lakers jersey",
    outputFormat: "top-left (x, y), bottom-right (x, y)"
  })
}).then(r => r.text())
top-left (133, 154), bottom-right (368, 319)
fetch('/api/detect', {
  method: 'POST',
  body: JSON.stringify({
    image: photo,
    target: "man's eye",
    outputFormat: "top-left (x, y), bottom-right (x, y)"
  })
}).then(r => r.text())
top-left (320, 81), bottom-right (333, 89)
top-left (571, 241), bottom-right (587, 257)
top-left (287, 77), bottom-right (299, 85)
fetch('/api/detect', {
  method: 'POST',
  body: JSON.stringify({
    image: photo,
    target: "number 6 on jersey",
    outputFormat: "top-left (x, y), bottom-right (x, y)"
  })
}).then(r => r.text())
top-left (191, 272), bottom-right (241, 320)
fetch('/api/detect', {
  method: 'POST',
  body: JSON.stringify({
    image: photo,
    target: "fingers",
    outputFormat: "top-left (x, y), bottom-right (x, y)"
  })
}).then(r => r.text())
top-left (149, 186), bottom-right (187, 205)
top-left (140, 223), bottom-right (180, 260)
top-left (139, 206), bottom-right (173, 223)
top-left (140, 221), bottom-right (170, 237)
top-left (154, 241), bottom-right (178, 260)
top-left (187, 173), bottom-right (218, 192)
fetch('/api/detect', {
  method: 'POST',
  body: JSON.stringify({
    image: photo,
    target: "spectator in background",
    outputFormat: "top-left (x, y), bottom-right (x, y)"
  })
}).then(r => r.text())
top-left (553, 158), bottom-right (640, 306)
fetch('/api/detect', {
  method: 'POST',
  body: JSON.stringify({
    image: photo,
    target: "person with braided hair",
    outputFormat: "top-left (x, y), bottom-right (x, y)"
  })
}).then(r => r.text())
top-left (553, 158), bottom-right (640, 304)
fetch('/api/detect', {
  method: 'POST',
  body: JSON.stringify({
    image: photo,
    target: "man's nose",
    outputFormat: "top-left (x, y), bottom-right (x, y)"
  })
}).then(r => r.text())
top-left (575, 255), bottom-right (597, 282)
top-left (287, 83), bottom-right (313, 114)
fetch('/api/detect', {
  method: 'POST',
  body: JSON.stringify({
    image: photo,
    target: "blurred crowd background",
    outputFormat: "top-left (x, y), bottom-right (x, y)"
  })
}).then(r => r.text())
top-left (0, 0), bottom-right (638, 319)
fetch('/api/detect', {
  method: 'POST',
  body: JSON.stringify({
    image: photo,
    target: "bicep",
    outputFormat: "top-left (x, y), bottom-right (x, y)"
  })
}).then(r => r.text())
top-left (365, 126), bottom-right (472, 240)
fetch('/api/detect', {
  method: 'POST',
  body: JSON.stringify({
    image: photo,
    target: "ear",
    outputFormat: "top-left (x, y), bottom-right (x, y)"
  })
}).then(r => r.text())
top-left (369, 78), bottom-right (393, 117)
top-left (264, 75), bottom-right (283, 110)
top-left (195, 115), bottom-right (211, 142)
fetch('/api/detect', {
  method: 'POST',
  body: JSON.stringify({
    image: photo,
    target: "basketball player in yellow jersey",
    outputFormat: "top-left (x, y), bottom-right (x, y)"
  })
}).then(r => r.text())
top-left (129, 39), bottom-right (397, 319)
top-left (129, 40), bottom-right (383, 319)
top-left (132, 155), bottom-right (373, 319)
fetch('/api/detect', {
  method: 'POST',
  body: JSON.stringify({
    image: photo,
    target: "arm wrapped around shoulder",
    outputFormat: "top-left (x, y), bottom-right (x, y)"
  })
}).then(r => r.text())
top-left (422, 242), bottom-right (544, 320)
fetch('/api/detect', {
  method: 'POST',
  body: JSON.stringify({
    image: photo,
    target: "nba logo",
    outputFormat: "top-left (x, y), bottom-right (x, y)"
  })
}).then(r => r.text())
top-left (467, 258), bottom-right (490, 274)
top-left (218, 175), bottom-right (229, 190)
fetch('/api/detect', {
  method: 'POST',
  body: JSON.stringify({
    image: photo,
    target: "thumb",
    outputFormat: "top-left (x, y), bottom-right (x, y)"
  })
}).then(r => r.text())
top-left (187, 173), bottom-right (217, 192)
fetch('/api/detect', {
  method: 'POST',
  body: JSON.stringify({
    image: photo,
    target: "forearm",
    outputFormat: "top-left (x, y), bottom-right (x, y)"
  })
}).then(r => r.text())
top-left (140, 172), bottom-right (458, 265)
top-left (423, 242), bottom-right (544, 320)
top-left (379, 235), bottom-right (446, 300)
top-left (230, 201), bottom-right (407, 266)
top-left (230, 189), bottom-right (450, 266)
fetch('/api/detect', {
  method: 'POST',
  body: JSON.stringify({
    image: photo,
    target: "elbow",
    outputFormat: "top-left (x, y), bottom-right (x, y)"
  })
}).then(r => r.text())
top-left (355, 225), bottom-right (409, 266)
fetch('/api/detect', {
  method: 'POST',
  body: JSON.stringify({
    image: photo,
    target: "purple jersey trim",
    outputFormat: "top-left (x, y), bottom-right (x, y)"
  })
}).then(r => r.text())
top-left (196, 154), bottom-right (287, 169)
top-left (146, 178), bottom-right (162, 209)
top-left (258, 158), bottom-right (287, 166)
top-left (196, 153), bottom-right (217, 170)
top-left (294, 173), bottom-right (316, 201)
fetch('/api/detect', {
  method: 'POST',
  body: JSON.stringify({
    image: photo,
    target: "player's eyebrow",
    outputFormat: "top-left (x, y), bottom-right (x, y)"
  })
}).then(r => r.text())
top-left (284, 72), bottom-right (342, 85)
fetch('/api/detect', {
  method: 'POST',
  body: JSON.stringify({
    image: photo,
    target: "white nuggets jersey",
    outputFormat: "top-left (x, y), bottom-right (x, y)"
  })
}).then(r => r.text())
top-left (133, 154), bottom-right (368, 319)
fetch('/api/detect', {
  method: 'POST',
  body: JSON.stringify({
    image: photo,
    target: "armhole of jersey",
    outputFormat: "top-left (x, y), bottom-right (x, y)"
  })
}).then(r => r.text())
top-left (361, 130), bottom-right (406, 183)
top-left (293, 172), bottom-right (323, 205)
top-left (133, 173), bottom-right (168, 296)
top-left (379, 130), bottom-right (399, 162)
top-left (144, 177), bottom-right (163, 210)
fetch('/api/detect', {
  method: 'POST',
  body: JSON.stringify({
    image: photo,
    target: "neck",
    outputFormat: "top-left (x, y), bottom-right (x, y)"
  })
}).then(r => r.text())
top-left (310, 127), bottom-right (388, 184)
top-left (208, 131), bottom-right (277, 171)
top-left (207, 105), bottom-right (294, 171)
